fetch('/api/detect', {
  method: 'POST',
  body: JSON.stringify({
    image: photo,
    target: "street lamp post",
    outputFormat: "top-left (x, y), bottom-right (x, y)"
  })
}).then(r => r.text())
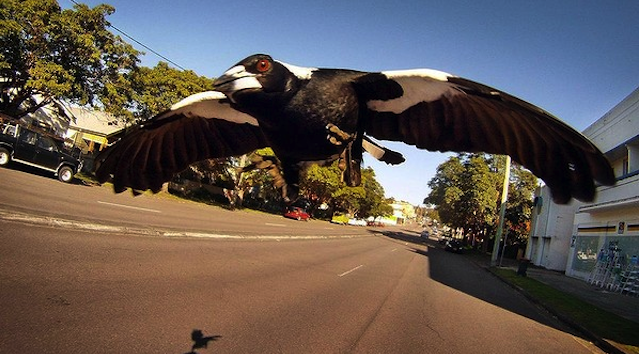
top-left (491, 155), bottom-right (511, 266)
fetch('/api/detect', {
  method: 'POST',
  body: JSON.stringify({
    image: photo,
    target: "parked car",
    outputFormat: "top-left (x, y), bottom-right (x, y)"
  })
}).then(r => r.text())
top-left (445, 239), bottom-right (464, 253)
top-left (420, 230), bottom-right (430, 239)
top-left (284, 207), bottom-right (310, 221)
top-left (0, 123), bottom-right (82, 183)
top-left (348, 218), bottom-right (367, 226)
top-left (438, 233), bottom-right (453, 244)
top-left (330, 213), bottom-right (349, 225)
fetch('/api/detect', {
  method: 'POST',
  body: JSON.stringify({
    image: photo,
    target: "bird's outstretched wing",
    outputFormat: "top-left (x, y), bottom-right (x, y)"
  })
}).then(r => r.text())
top-left (94, 91), bottom-right (269, 193)
top-left (354, 71), bottom-right (615, 203)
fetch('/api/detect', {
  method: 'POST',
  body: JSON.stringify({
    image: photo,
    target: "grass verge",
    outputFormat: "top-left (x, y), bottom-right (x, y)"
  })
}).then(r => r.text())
top-left (491, 268), bottom-right (639, 354)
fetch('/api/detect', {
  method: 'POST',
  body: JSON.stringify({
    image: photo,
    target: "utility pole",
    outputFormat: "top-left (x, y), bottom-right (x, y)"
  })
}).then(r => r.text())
top-left (491, 155), bottom-right (511, 266)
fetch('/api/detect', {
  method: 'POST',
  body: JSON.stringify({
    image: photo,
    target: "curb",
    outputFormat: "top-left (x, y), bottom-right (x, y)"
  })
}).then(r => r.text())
top-left (481, 265), bottom-right (626, 354)
top-left (0, 210), bottom-right (370, 240)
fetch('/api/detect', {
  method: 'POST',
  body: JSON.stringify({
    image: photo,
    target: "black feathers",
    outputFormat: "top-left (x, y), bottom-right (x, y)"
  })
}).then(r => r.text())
top-left (95, 54), bottom-right (614, 204)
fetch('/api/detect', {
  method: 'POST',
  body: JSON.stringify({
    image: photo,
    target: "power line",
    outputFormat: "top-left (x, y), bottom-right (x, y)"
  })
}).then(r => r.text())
top-left (67, 0), bottom-right (187, 71)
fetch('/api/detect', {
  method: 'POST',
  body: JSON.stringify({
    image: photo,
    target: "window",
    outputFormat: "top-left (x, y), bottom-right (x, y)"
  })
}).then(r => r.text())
top-left (36, 137), bottom-right (56, 151)
top-left (19, 131), bottom-right (37, 145)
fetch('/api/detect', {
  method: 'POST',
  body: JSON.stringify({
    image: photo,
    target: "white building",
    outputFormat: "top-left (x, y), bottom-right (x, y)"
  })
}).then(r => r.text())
top-left (527, 87), bottom-right (639, 280)
top-left (64, 106), bottom-right (127, 154)
top-left (391, 201), bottom-right (417, 224)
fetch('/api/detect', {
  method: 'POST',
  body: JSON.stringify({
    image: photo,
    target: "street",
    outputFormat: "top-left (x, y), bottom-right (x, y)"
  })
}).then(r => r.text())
top-left (0, 167), bottom-right (602, 353)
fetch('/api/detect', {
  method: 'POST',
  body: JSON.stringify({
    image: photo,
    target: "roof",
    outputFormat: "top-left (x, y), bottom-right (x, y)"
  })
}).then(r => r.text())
top-left (66, 106), bottom-right (127, 136)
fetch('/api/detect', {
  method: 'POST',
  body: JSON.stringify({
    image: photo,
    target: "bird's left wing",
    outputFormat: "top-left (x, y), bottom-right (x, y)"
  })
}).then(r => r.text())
top-left (95, 91), bottom-right (269, 193)
top-left (353, 71), bottom-right (615, 203)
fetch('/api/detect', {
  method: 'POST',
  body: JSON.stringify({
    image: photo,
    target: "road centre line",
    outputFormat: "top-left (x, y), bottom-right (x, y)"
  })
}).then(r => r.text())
top-left (338, 265), bottom-right (364, 277)
top-left (97, 201), bottom-right (162, 213)
top-left (264, 222), bottom-right (286, 227)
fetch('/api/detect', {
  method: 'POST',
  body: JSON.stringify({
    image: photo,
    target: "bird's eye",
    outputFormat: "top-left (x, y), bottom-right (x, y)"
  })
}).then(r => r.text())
top-left (256, 59), bottom-right (271, 73)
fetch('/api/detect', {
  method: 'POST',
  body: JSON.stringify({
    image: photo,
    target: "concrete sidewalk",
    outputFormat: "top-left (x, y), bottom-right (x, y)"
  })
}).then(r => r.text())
top-left (478, 257), bottom-right (639, 354)
top-left (523, 266), bottom-right (639, 324)
top-left (473, 249), bottom-right (639, 323)
top-left (467, 250), bottom-right (639, 324)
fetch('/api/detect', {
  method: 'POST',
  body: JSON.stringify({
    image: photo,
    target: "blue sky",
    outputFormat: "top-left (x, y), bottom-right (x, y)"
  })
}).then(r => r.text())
top-left (66, 0), bottom-right (638, 205)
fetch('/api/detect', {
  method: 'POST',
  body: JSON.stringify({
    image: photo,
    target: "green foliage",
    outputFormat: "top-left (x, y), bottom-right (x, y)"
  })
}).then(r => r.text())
top-left (426, 153), bottom-right (538, 244)
top-left (129, 62), bottom-right (215, 119)
top-left (425, 155), bottom-right (492, 230)
top-left (300, 162), bottom-right (390, 218)
top-left (302, 162), bottom-right (342, 203)
top-left (358, 168), bottom-right (393, 218)
top-left (503, 159), bottom-right (537, 242)
top-left (0, 0), bottom-right (140, 119)
top-left (0, 1), bottom-right (394, 219)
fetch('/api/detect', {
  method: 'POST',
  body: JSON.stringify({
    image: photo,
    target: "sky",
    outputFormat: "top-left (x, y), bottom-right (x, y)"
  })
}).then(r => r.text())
top-left (64, 0), bottom-right (638, 205)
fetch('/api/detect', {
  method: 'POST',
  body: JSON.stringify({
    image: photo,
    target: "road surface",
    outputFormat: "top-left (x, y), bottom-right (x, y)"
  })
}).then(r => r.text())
top-left (0, 167), bottom-right (602, 353)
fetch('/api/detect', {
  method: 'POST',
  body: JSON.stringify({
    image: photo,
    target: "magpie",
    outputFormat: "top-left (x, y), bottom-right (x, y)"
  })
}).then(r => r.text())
top-left (95, 54), bottom-right (615, 204)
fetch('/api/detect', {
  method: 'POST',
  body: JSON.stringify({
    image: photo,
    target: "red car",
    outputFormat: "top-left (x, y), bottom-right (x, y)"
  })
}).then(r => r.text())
top-left (284, 207), bottom-right (310, 221)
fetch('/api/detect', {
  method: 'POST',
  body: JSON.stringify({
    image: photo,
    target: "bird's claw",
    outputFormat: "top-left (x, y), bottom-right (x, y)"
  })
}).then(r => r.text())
top-left (326, 123), bottom-right (354, 146)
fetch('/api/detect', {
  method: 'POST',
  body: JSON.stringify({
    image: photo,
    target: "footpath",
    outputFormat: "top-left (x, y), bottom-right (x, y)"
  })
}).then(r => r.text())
top-left (472, 254), bottom-right (639, 354)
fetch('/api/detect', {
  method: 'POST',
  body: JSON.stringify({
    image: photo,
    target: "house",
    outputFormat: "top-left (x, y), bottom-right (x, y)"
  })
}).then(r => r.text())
top-left (1, 94), bottom-right (73, 137)
top-left (64, 107), bottom-right (127, 154)
top-left (367, 201), bottom-right (416, 226)
top-left (390, 201), bottom-right (417, 225)
top-left (63, 107), bottom-right (128, 172)
top-left (0, 90), bottom-right (127, 155)
top-left (526, 87), bottom-right (639, 281)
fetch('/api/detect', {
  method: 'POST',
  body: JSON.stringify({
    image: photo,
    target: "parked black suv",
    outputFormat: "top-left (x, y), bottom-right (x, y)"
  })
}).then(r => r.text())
top-left (0, 123), bottom-right (82, 183)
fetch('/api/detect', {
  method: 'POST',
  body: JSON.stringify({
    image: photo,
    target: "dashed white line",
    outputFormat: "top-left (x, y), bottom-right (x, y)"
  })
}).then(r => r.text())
top-left (97, 201), bottom-right (161, 213)
top-left (264, 222), bottom-right (286, 227)
top-left (338, 265), bottom-right (364, 277)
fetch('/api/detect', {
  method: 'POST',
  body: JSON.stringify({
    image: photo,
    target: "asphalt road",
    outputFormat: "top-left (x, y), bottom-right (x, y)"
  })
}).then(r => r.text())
top-left (0, 167), bottom-right (603, 353)
top-left (0, 166), bottom-right (369, 238)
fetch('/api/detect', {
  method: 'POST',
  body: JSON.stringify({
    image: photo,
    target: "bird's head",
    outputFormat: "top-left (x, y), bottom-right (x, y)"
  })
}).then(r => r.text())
top-left (213, 54), bottom-right (313, 104)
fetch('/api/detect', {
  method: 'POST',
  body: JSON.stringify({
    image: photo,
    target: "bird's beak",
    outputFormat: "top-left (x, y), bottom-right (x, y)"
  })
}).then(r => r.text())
top-left (213, 65), bottom-right (262, 94)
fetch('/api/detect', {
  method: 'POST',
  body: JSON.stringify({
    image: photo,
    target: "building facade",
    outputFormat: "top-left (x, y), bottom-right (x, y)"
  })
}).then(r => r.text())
top-left (64, 106), bottom-right (126, 154)
top-left (527, 87), bottom-right (639, 280)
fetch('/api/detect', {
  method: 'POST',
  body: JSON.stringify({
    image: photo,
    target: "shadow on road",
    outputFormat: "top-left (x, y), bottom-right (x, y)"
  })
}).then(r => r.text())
top-left (183, 329), bottom-right (221, 354)
top-left (373, 229), bottom-right (587, 338)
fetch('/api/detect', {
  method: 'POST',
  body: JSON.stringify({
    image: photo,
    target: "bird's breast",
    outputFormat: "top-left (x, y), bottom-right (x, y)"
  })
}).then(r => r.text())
top-left (240, 71), bottom-right (361, 162)
top-left (261, 115), bottom-right (348, 161)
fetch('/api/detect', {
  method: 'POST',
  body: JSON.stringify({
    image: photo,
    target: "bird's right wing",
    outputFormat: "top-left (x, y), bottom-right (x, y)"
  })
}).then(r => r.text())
top-left (353, 71), bottom-right (615, 203)
top-left (94, 91), bottom-right (269, 193)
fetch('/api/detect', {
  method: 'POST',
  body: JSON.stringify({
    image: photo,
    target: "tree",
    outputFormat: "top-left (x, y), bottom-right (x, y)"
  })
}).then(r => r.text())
top-left (424, 155), bottom-right (466, 228)
top-left (0, 0), bottom-right (140, 120)
top-left (300, 162), bottom-right (391, 218)
top-left (332, 182), bottom-right (367, 216)
top-left (301, 161), bottom-right (342, 206)
top-left (503, 159), bottom-right (538, 244)
top-left (426, 154), bottom-right (501, 239)
top-left (425, 153), bottom-right (538, 249)
top-left (128, 62), bottom-right (216, 119)
top-left (462, 154), bottom-right (500, 240)
top-left (358, 168), bottom-right (392, 218)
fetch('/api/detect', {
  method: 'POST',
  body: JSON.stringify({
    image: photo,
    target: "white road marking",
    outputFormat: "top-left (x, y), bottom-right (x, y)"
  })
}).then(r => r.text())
top-left (338, 265), bottom-right (364, 277)
top-left (264, 222), bottom-right (286, 227)
top-left (0, 209), bottom-right (371, 240)
top-left (97, 201), bottom-right (161, 213)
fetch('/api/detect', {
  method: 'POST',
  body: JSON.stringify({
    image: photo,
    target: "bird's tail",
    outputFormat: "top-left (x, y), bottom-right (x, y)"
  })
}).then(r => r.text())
top-left (362, 136), bottom-right (405, 165)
